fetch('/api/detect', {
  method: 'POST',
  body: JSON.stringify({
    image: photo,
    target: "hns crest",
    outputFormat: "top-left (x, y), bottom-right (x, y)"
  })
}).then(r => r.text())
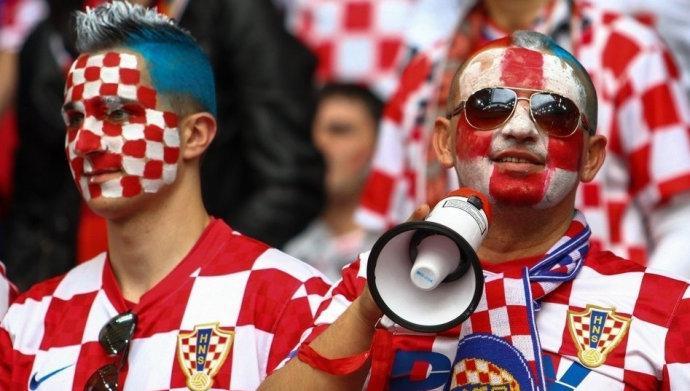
top-left (177, 322), bottom-right (234, 391)
top-left (567, 305), bottom-right (631, 368)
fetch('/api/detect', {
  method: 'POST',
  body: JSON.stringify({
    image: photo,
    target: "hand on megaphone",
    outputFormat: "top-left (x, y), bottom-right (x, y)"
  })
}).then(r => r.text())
top-left (354, 203), bottom-right (433, 324)
top-left (366, 188), bottom-right (491, 332)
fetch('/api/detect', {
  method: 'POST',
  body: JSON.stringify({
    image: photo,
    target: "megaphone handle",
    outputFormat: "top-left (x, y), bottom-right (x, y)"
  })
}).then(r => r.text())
top-left (408, 229), bottom-right (470, 282)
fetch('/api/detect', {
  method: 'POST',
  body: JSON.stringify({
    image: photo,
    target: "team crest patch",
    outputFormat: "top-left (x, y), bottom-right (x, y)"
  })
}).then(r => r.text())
top-left (451, 334), bottom-right (536, 391)
top-left (451, 358), bottom-right (520, 391)
top-left (177, 322), bottom-right (234, 391)
top-left (567, 305), bottom-right (631, 368)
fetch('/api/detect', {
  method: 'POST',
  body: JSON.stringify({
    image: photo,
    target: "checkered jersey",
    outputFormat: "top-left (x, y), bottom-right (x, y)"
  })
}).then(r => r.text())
top-left (288, 0), bottom-right (415, 97)
top-left (305, 249), bottom-right (690, 389)
top-left (357, 2), bottom-right (690, 266)
top-left (0, 219), bottom-right (330, 390)
top-left (0, 0), bottom-right (46, 51)
top-left (0, 260), bottom-right (18, 318)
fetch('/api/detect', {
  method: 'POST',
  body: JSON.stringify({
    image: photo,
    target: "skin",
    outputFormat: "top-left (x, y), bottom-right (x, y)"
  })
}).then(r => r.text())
top-left (260, 41), bottom-right (607, 390)
top-left (64, 50), bottom-right (181, 202)
top-left (62, 47), bottom-right (217, 302)
top-left (451, 47), bottom-right (587, 210)
top-left (313, 96), bottom-right (377, 236)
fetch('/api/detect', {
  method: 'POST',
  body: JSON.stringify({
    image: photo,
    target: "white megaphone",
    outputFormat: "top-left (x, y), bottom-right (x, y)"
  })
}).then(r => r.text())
top-left (367, 188), bottom-right (492, 332)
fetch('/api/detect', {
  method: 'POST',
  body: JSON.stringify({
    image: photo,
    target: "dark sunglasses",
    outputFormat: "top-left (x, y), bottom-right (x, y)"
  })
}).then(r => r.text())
top-left (84, 312), bottom-right (137, 391)
top-left (446, 87), bottom-right (593, 137)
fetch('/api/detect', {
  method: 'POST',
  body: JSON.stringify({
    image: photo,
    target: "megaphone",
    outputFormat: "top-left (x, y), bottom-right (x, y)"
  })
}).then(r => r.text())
top-left (367, 188), bottom-right (492, 333)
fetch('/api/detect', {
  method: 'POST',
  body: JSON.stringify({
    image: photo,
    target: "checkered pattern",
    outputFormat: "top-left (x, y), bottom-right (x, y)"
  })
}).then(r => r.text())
top-left (0, 260), bottom-right (18, 319)
top-left (0, 219), bottom-right (330, 390)
top-left (288, 0), bottom-right (416, 97)
top-left (178, 330), bottom-right (232, 373)
top-left (64, 52), bottom-right (181, 200)
top-left (65, 52), bottom-right (153, 105)
top-left (451, 358), bottom-right (519, 390)
top-left (570, 313), bottom-right (627, 348)
top-left (306, 215), bottom-right (690, 389)
top-left (356, 1), bottom-right (690, 267)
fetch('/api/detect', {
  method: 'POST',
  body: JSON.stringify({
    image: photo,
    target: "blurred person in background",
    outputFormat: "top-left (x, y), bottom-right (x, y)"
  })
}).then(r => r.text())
top-left (595, 0), bottom-right (690, 101)
top-left (357, 0), bottom-right (690, 277)
top-left (284, 83), bottom-right (382, 281)
top-left (4, 0), bottom-right (324, 289)
top-left (0, 0), bottom-right (46, 258)
top-left (286, 0), bottom-right (418, 99)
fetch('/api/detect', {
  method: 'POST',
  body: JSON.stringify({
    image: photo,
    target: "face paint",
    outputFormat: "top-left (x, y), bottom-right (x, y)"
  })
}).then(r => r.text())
top-left (454, 47), bottom-right (586, 208)
top-left (63, 51), bottom-right (180, 201)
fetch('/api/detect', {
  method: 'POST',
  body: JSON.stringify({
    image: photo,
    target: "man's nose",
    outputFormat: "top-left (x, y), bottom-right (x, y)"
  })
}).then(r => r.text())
top-left (74, 120), bottom-right (103, 155)
top-left (498, 99), bottom-right (539, 141)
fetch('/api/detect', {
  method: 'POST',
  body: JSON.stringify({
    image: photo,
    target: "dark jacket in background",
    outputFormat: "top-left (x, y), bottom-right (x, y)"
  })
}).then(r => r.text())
top-left (4, 0), bottom-right (323, 290)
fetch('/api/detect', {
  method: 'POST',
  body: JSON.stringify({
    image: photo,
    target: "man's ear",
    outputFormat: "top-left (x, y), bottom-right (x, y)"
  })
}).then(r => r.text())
top-left (580, 134), bottom-right (606, 182)
top-left (179, 112), bottom-right (217, 160)
top-left (433, 116), bottom-right (456, 169)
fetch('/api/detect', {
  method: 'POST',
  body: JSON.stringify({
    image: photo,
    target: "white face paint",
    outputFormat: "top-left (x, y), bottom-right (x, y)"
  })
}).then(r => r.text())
top-left (63, 51), bottom-right (181, 201)
top-left (452, 47), bottom-right (587, 208)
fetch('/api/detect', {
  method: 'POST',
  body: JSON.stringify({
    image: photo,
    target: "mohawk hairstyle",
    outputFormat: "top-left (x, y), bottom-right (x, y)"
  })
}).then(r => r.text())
top-left (74, 1), bottom-right (190, 53)
top-left (73, 1), bottom-right (217, 115)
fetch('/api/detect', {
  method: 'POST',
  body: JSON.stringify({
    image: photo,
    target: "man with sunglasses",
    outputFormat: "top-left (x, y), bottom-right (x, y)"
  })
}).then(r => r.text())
top-left (0, 3), bottom-right (330, 390)
top-left (261, 31), bottom-right (690, 390)
top-left (358, 0), bottom-right (690, 279)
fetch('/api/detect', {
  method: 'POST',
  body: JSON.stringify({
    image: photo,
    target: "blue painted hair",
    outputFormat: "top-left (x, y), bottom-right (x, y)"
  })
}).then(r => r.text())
top-left (74, 2), bottom-right (216, 115)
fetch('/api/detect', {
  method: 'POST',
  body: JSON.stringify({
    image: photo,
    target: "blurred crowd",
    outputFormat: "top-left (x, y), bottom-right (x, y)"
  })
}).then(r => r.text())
top-left (1, 0), bottom-right (690, 292)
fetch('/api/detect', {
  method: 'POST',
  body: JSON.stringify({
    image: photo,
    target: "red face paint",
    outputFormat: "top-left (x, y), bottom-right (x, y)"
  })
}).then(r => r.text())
top-left (63, 51), bottom-right (181, 201)
top-left (453, 46), bottom-right (585, 208)
top-left (455, 119), bottom-right (492, 160)
top-left (500, 47), bottom-right (545, 90)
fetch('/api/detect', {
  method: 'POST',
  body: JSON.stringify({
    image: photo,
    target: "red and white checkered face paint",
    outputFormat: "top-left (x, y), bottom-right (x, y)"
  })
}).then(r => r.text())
top-left (63, 51), bottom-right (180, 200)
top-left (453, 47), bottom-right (586, 208)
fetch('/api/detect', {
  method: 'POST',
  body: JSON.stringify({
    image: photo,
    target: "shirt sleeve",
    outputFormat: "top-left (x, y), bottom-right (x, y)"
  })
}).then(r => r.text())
top-left (662, 285), bottom-right (690, 389)
top-left (266, 274), bottom-right (331, 374)
top-left (302, 256), bottom-right (370, 347)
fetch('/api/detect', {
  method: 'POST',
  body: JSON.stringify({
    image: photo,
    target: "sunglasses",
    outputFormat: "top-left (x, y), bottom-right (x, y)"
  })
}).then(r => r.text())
top-left (85, 312), bottom-right (137, 391)
top-left (446, 87), bottom-right (592, 137)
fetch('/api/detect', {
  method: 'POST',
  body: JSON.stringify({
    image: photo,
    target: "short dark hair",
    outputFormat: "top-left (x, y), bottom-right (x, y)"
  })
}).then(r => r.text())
top-left (318, 83), bottom-right (384, 130)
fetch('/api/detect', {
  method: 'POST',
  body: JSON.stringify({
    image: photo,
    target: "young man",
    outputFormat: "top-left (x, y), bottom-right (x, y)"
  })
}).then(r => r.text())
top-left (0, 3), bottom-right (329, 390)
top-left (284, 83), bottom-right (383, 281)
top-left (262, 31), bottom-right (690, 390)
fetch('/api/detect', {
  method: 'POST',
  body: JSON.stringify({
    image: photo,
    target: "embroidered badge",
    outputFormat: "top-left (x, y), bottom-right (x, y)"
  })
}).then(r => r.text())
top-left (177, 323), bottom-right (234, 391)
top-left (451, 334), bottom-right (536, 391)
top-left (451, 358), bottom-right (520, 390)
top-left (567, 305), bottom-right (631, 368)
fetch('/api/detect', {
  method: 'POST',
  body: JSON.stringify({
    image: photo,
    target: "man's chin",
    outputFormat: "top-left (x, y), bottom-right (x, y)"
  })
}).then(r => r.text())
top-left (84, 195), bottom-right (143, 221)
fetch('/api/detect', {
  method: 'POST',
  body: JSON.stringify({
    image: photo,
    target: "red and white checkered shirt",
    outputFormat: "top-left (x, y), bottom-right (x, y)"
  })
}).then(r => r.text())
top-left (0, 260), bottom-right (18, 319)
top-left (306, 239), bottom-right (690, 389)
top-left (288, 0), bottom-right (416, 97)
top-left (0, 219), bottom-right (330, 390)
top-left (357, 2), bottom-right (690, 267)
